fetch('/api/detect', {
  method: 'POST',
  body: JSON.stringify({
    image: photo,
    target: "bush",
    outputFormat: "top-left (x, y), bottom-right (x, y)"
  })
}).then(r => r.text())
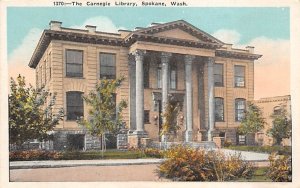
top-left (158, 146), bottom-right (254, 181)
top-left (143, 148), bottom-right (165, 158)
top-left (9, 150), bottom-right (62, 161)
top-left (267, 154), bottom-right (292, 182)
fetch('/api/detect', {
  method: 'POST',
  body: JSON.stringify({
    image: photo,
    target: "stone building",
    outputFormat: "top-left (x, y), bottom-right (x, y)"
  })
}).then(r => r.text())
top-left (28, 20), bottom-right (262, 150)
top-left (254, 95), bottom-right (291, 146)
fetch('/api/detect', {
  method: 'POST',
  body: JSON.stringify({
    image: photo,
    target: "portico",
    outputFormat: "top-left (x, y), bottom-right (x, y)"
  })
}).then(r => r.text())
top-left (128, 45), bottom-right (218, 145)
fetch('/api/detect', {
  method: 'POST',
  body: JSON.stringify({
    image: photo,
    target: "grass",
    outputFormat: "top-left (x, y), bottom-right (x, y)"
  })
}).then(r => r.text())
top-left (60, 149), bottom-right (149, 160)
top-left (224, 145), bottom-right (291, 155)
top-left (238, 167), bottom-right (271, 182)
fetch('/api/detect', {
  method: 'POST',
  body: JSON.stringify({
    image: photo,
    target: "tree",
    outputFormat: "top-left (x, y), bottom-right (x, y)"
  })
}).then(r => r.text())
top-left (9, 75), bottom-right (64, 147)
top-left (238, 102), bottom-right (265, 143)
top-left (160, 96), bottom-right (181, 149)
top-left (267, 105), bottom-right (292, 145)
top-left (78, 77), bottom-right (127, 156)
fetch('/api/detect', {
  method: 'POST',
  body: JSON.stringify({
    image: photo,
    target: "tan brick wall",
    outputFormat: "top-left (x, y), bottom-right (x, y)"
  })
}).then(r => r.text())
top-left (255, 96), bottom-right (291, 146)
top-left (36, 40), bottom-right (255, 143)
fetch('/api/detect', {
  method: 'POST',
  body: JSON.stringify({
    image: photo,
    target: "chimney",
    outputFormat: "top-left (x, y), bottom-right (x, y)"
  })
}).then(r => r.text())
top-left (49, 21), bottom-right (62, 31)
top-left (246, 46), bottom-right (254, 53)
top-left (224, 44), bottom-right (233, 50)
top-left (85, 25), bottom-right (96, 33)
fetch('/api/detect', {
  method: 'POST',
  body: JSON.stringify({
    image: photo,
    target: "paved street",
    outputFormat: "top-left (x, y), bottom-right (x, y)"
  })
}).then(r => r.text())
top-left (10, 164), bottom-right (168, 182)
top-left (9, 149), bottom-right (270, 182)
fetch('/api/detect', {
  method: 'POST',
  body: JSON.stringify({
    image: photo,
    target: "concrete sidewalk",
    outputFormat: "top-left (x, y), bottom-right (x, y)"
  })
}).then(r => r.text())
top-left (10, 158), bottom-right (164, 169)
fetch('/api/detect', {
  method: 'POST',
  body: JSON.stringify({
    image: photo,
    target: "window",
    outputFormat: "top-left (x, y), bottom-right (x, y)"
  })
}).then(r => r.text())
top-left (66, 91), bottom-right (84, 120)
top-left (100, 53), bottom-right (116, 79)
top-left (238, 135), bottom-right (246, 145)
top-left (215, 97), bottom-right (224, 121)
top-left (144, 110), bottom-right (150, 123)
top-left (214, 63), bottom-right (224, 86)
top-left (234, 65), bottom-right (245, 87)
top-left (43, 60), bottom-right (46, 85)
top-left (235, 98), bottom-right (246, 121)
top-left (48, 52), bottom-right (52, 79)
top-left (144, 59), bottom-right (150, 88)
top-left (273, 106), bottom-right (281, 115)
top-left (170, 66), bottom-right (177, 89)
top-left (66, 50), bottom-right (83, 77)
top-left (157, 67), bottom-right (162, 89)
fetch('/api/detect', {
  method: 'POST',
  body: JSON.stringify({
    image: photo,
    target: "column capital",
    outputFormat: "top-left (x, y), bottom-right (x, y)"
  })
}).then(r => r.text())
top-left (132, 49), bottom-right (146, 58)
top-left (128, 54), bottom-right (135, 66)
top-left (184, 55), bottom-right (195, 65)
top-left (207, 57), bottom-right (215, 66)
top-left (161, 52), bottom-right (172, 64)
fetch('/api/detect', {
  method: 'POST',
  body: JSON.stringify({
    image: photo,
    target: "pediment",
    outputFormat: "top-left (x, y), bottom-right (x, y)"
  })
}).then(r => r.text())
top-left (152, 28), bottom-right (201, 42)
top-left (133, 20), bottom-right (224, 45)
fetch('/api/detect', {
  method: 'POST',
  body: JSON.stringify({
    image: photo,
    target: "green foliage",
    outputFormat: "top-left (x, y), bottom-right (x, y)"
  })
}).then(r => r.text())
top-left (267, 105), bottom-right (292, 145)
top-left (225, 145), bottom-right (292, 155)
top-left (238, 102), bottom-right (265, 135)
top-left (9, 149), bottom-right (162, 161)
top-left (9, 150), bottom-right (62, 161)
top-left (267, 154), bottom-right (292, 182)
top-left (9, 75), bottom-right (64, 146)
top-left (158, 146), bottom-right (254, 181)
top-left (78, 77), bottom-right (127, 137)
top-left (160, 97), bottom-right (181, 136)
top-left (77, 77), bottom-right (127, 156)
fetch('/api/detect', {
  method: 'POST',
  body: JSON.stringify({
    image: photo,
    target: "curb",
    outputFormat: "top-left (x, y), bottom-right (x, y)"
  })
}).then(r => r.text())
top-left (10, 159), bottom-right (164, 169)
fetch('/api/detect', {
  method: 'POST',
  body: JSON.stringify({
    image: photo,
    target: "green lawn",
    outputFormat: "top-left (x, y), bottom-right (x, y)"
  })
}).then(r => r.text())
top-left (224, 145), bottom-right (291, 155)
top-left (237, 167), bottom-right (271, 182)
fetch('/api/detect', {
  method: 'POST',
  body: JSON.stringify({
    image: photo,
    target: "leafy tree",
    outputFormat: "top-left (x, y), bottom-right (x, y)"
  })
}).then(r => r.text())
top-left (160, 96), bottom-right (181, 148)
top-left (9, 75), bottom-right (64, 147)
top-left (78, 77), bottom-right (127, 156)
top-left (267, 105), bottom-right (292, 145)
top-left (238, 102), bottom-right (265, 142)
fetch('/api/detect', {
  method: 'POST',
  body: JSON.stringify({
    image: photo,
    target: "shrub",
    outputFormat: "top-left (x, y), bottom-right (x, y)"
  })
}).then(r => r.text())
top-left (9, 150), bottom-right (62, 161)
top-left (224, 139), bottom-right (232, 147)
top-left (267, 154), bottom-right (292, 182)
top-left (158, 146), bottom-right (254, 181)
top-left (143, 148), bottom-right (165, 158)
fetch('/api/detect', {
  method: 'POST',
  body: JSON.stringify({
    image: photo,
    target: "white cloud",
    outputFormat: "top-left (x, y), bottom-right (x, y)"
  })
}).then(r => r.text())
top-left (8, 28), bottom-right (43, 86)
top-left (212, 29), bottom-right (241, 44)
top-left (71, 16), bottom-right (126, 33)
top-left (248, 37), bottom-right (290, 99)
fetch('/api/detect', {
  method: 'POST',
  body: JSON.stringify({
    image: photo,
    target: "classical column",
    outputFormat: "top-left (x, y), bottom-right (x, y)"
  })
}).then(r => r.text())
top-left (134, 50), bottom-right (146, 133)
top-left (207, 57), bottom-right (215, 141)
top-left (185, 55), bottom-right (195, 142)
top-left (161, 52), bottom-right (172, 116)
top-left (128, 55), bottom-right (136, 131)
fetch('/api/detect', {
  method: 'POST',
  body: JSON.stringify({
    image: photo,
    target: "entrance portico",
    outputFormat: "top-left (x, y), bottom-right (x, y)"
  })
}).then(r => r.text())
top-left (129, 47), bottom-right (217, 145)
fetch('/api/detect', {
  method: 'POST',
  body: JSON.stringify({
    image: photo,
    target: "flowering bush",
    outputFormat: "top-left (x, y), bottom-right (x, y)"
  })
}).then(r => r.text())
top-left (9, 150), bottom-right (62, 161)
top-left (267, 153), bottom-right (292, 182)
top-left (158, 146), bottom-right (254, 181)
top-left (143, 148), bottom-right (165, 158)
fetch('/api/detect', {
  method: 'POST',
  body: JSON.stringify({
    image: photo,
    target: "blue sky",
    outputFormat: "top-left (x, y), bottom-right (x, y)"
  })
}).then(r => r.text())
top-left (7, 7), bottom-right (289, 55)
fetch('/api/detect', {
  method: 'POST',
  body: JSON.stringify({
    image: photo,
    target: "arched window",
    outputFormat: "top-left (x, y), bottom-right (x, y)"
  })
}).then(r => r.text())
top-left (215, 97), bottom-right (224, 121)
top-left (273, 106), bottom-right (281, 115)
top-left (235, 98), bottom-right (246, 121)
top-left (66, 91), bottom-right (84, 120)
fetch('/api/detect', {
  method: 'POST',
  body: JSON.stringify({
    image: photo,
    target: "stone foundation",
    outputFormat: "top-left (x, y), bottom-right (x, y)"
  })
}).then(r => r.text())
top-left (53, 130), bottom-right (101, 151)
top-left (128, 132), bottom-right (148, 148)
